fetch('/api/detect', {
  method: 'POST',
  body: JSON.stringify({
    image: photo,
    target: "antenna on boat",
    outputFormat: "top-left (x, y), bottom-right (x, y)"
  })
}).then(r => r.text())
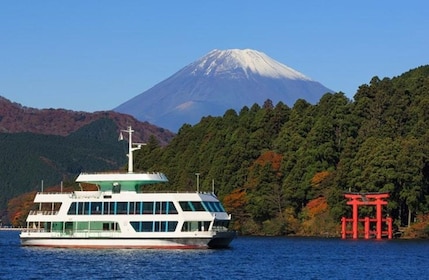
top-left (195, 173), bottom-right (200, 192)
top-left (120, 126), bottom-right (146, 173)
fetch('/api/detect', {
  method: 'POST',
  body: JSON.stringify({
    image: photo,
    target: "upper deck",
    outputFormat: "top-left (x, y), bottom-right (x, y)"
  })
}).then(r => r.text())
top-left (76, 172), bottom-right (168, 192)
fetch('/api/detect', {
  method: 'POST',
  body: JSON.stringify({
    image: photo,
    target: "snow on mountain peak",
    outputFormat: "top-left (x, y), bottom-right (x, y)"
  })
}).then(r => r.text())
top-left (191, 49), bottom-right (312, 81)
top-left (115, 48), bottom-right (333, 131)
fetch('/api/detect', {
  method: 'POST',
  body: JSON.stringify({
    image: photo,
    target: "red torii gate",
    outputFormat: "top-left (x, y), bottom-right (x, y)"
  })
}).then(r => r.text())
top-left (341, 192), bottom-right (392, 239)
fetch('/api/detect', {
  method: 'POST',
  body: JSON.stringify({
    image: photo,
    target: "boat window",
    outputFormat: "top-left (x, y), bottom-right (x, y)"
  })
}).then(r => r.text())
top-left (213, 220), bottom-right (230, 230)
top-left (85, 202), bottom-right (92, 215)
top-left (192, 202), bottom-right (206, 211)
top-left (167, 202), bottom-right (178, 214)
top-left (202, 201), bottom-right (214, 212)
top-left (155, 202), bottom-right (162, 214)
top-left (77, 202), bottom-right (84, 215)
top-left (204, 201), bottom-right (226, 212)
top-left (102, 222), bottom-right (119, 231)
top-left (181, 221), bottom-right (211, 232)
top-left (167, 221), bottom-right (177, 232)
top-left (116, 202), bottom-right (128, 214)
top-left (130, 221), bottom-right (178, 232)
top-left (90, 202), bottom-right (102, 215)
top-left (155, 201), bottom-right (178, 214)
top-left (143, 202), bottom-right (154, 214)
top-left (179, 201), bottom-right (193, 211)
top-left (51, 222), bottom-right (63, 232)
top-left (129, 201), bottom-right (143, 215)
top-left (217, 202), bottom-right (226, 212)
top-left (103, 202), bottom-right (115, 215)
top-left (136, 202), bottom-right (143, 214)
top-left (206, 202), bottom-right (217, 212)
top-left (142, 222), bottom-right (153, 232)
top-left (154, 221), bottom-right (161, 232)
top-left (213, 202), bottom-right (221, 212)
top-left (179, 201), bottom-right (207, 212)
top-left (129, 202), bottom-right (136, 214)
top-left (67, 202), bottom-right (77, 215)
top-left (65, 222), bottom-right (73, 233)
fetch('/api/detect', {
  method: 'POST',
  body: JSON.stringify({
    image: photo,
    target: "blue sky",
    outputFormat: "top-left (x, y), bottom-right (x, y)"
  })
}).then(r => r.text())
top-left (1, 0), bottom-right (428, 112)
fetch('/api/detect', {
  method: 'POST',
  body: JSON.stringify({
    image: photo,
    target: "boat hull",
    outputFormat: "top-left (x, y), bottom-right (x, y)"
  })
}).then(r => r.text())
top-left (19, 232), bottom-right (236, 249)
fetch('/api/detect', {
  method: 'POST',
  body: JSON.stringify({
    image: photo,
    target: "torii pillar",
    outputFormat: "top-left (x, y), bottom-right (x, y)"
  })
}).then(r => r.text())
top-left (342, 192), bottom-right (392, 239)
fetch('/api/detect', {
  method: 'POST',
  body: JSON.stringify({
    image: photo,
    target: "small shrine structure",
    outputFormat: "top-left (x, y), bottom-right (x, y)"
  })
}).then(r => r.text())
top-left (341, 192), bottom-right (392, 239)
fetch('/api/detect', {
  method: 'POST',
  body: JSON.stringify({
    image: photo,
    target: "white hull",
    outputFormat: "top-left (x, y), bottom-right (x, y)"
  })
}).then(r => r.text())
top-left (20, 232), bottom-right (235, 249)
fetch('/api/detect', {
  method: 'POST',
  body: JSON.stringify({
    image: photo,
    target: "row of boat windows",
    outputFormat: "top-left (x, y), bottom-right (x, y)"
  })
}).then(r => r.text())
top-left (130, 220), bottom-right (230, 233)
top-left (125, 221), bottom-right (213, 232)
top-left (66, 201), bottom-right (225, 215)
top-left (67, 201), bottom-right (177, 215)
top-left (130, 221), bottom-right (178, 232)
top-left (37, 220), bottom-right (228, 233)
top-left (40, 221), bottom-right (120, 232)
top-left (180, 201), bottom-right (226, 212)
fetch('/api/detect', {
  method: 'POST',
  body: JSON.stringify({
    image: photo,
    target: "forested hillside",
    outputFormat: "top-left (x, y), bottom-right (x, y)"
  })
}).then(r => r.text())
top-left (0, 118), bottom-right (131, 216)
top-left (130, 65), bottom-right (429, 236)
top-left (0, 98), bottom-right (175, 224)
top-left (6, 66), bottom-right (429, 237)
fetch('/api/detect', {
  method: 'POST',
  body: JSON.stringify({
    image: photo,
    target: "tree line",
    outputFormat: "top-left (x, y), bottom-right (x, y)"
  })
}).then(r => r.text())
top-left (133, 65), bottom-right (429, 236)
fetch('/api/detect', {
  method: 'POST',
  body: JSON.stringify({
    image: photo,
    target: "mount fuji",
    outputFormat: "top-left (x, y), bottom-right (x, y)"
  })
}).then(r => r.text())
top-left (114, 49), bottom-right (332, 132)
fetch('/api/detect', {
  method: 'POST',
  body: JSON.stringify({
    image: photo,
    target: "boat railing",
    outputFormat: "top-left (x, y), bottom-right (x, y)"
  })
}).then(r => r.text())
top-left (21, 228), bottom-right (45, 233)
top-left (72, 191), bottom-right (102, 199)
top-left (135, 190), bottom-right (218, 195)
top-left (79, 171), bottom-right (166, 176)
top-left (36, 192), bottom-right (73, 195)
top-left (21, 228), bottom-right (120, 237)
top-left (28, 210), bottom-right (59, 215)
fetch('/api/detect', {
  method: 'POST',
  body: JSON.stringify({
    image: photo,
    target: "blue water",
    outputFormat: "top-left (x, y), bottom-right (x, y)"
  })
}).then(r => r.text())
top-left (1, 230), bottom-right (429, 279)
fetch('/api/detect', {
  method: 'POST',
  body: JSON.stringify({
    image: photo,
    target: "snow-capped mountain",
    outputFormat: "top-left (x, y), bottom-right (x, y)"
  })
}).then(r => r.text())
top-left (114, 49), bottom-right (332, 132)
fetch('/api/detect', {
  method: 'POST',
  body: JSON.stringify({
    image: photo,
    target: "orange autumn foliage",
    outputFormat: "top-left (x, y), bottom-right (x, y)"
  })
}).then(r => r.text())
top-left (305, 196), bottom-right (328, 218)
top-left (223, 188), bottom-right (248, 212)
top-left (311, 171), bottom-right (330, 188)
top-left (7, 185), bottom-right (76, 227)
top-left (7, 191), bottom-right (37, 227)
top-left (253, 151), bottom-right (283, 172)
top-left (246, 151), bottom-right (283, 189)
top-left (403, 213), bottom-right (429, 238)
top-left (300, 196), bottom-right (339, 237)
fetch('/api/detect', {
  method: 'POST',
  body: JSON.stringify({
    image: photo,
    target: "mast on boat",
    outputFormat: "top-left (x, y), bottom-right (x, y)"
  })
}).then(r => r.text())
top-left (120, 126), bottom-right (145, 173)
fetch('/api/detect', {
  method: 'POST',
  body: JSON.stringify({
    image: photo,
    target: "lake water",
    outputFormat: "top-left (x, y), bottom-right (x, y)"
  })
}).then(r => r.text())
top-left (1, 230), bottom-right (428, 279)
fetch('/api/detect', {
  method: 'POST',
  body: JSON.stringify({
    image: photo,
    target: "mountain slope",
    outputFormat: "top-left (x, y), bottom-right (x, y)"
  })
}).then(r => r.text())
top-left (0, 118), bottom-right (129, 216)
top-left (114, 49), bottom-right (332, 131)
top-left (0, 98), bottom-right (175, 219)
top-left (0, 96), bottom-right (175, 144)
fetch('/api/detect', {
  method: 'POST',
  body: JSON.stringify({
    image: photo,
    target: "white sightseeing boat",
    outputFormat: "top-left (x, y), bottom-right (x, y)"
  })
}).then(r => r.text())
top-left (20, 127), bottom-right (236, 249)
